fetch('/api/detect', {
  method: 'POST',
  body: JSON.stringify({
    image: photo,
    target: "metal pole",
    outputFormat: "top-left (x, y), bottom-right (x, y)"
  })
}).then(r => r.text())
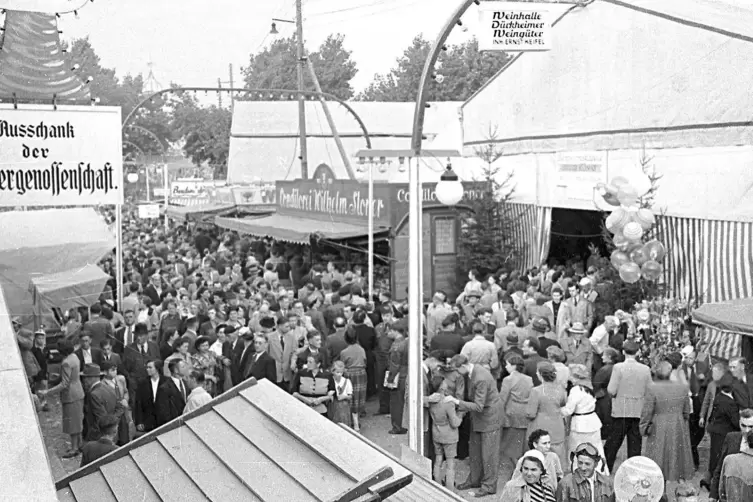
top-left (408, 157), bottom-right (424, 453)
top-left (368, 163), bottom-right (374, 301)
top-left (296, 0), bottom-right (309, 179)
top-left (217, 78), bottom-right (223, 108)
top-left (145, 166), bottom-right (151, 202)
top-left (229, 64), bottom-right (235, 114)
top-left (115, 204), bottom-right (124, 312)
top-left (305, 56), bottom-right (357, 181)
top-left (163, 162), bottom-right (169, 232)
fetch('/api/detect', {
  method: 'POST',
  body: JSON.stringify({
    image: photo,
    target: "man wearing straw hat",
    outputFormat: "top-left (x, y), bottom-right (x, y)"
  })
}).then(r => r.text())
top-left (561, 322), bottom-right (593, 371)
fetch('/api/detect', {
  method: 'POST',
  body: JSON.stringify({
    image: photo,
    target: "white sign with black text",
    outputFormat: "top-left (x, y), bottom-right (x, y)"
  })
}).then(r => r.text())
top-left (478, 2), bottom-right (553, 52)
top-left (0, 104), bottom-right (123, 206)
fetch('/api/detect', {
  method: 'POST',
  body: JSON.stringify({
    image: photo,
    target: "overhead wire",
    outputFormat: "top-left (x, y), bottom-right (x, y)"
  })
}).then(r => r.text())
top-left (305, 0), bottom-right (434, 28)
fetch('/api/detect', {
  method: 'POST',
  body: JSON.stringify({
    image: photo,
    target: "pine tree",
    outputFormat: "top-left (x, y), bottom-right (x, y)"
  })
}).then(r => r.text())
top-left (457, 126), bottom-right (520, 280)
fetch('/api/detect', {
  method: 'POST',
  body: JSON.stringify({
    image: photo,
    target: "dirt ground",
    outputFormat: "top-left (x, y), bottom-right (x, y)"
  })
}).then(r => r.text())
top-left (41, 388), bottom-right (712, 501)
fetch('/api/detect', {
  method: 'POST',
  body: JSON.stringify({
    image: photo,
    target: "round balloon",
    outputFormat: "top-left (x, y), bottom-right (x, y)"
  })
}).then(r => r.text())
top-left (611, 176), bottom-right (630, 190)
top-left (644, 239), bottom-right (667, 262)
top-left (619, 262), bottom-right (641, 284)
top-left (613, 233), bottom-right (630, 251)
top-left (636, 208), bottom-right (655, 230)
top-left (604, 192), bottom-right (621, 206)
top-left (622, 221), bottom-right (644, 241)
top-left (618, 186), bottom-right (639, 207)
top-left (610, 250), bottom-right (630, 269)
top-left (606, 207), bottom-right (630, 233)
top-left (630, 246), bottom-right (650, 267)
top-left (642, 260), bottom-right (662, 281)
top-left (614, 456), bottom-right (664, 502)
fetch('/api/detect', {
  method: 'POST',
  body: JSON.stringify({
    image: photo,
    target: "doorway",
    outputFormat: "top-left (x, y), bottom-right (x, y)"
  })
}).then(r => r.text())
top-left (547, 207), bottom-right (608, 267)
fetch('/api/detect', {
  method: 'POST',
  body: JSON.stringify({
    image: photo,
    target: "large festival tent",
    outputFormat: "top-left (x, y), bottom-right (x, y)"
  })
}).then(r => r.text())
top-left (0, 208), bottom-right (115, 328)
top-left (458, 0), bottom-right (753, 360)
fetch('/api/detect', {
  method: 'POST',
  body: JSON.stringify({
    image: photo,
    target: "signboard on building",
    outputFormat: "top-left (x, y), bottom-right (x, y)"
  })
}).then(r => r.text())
top-left (0, 105), bottom-right (123, 206)
top-left (231, 183), bottom-right (277, 205)
top-left (478, 3), bottom-right (553, 52)
top-left (556, 151), bottom-right (606, 201)
top-left (138, 204), bottom-right (160, 219)
top-left (276, 179), bottom-right (391, 225)
top-left (169, 179), bottom-right (225, 200)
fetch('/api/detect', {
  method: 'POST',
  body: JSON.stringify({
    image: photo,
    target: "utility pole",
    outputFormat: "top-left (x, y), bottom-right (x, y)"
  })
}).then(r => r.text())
top-left (217, 78), bottom-right (223, 108)
top-left (296, 0), bottom-right (309, 179)
top-left (228, 63), bottom-right (235, 113)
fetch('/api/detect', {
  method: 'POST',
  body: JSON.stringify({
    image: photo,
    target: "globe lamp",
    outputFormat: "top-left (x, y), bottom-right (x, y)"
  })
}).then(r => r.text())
top-left (435, 162), bottom-right (463, 206)
top-left (126, 173), bottom-right (139, 183)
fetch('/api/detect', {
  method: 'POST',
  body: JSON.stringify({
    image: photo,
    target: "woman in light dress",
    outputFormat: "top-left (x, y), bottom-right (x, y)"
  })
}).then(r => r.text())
top-left (560, 363), bottom-right (608, 474)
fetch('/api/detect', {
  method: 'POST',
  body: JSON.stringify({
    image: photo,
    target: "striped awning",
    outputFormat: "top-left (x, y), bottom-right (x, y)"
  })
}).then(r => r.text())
top-left (698, 325), bottom-right (741, 362)
top-left (169, 197), bottom-right (212, 207)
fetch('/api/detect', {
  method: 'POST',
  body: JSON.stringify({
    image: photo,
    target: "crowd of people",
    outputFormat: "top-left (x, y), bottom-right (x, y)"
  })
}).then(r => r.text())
top-left (13, 206), bottom-right (753, 500)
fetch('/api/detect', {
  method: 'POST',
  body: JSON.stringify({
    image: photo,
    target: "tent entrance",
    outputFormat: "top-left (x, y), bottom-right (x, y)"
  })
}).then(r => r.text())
top-left (547, 208), bottom-right (608, 267)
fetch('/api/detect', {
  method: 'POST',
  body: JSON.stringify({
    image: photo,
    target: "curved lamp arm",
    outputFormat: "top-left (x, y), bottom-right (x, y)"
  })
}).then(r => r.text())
top-left (411, 0), bottom-right (480, 154)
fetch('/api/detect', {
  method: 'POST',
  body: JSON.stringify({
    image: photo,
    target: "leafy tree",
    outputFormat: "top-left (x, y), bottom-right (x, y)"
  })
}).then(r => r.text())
top-left (66, 37), bottom-right (175, 158)
top-left (241, 33), bottom-right (358, 100)
top-left (170, 91), bottom-right (231, 179)
top-left (457, 126), bottom-right (519, 281)
top-left (358, 36), bottom-right (509, 101)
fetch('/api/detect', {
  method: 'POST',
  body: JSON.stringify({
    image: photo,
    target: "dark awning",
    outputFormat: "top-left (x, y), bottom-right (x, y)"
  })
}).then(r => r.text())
top-left (215, 213), bottom-right (389, 244)
top-left (165, 203), bottom-right (237, 223)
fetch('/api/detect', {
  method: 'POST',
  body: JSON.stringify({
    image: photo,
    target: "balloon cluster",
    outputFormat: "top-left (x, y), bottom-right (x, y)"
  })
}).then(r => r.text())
top-left (596, 177), bottom-right (666, 284)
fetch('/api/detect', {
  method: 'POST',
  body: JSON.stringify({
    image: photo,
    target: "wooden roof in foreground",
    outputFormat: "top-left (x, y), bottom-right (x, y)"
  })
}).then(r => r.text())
top-left (55, 378), bottom-right (411, 502)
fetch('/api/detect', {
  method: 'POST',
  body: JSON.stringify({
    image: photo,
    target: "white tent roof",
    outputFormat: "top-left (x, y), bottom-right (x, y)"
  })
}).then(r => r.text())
top-left (227, 101), bottom-right (463, 183)
top-left (0, 208), bottom-right (114, 323)
top-left (31, 264), bottom-right (110, 316)
top-left (461, 0), bottom-right (753, 155)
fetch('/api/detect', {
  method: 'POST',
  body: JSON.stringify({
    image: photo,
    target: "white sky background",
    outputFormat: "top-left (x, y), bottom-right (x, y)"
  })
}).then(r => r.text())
top-left (60, 0), bottom-right (485, 101)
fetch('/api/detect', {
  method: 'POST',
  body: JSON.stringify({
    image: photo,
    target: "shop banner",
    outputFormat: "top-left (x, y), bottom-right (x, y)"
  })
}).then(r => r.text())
top-left (0, 104), bottom-right (123, 206)
top-left (138, 204), bottom-right (160, 219)
top-left (232, 183), bottom-right (276, 205)
top-left (170, 179), bottom-right (225, 200)
top-left (478, 2), bottom-right (553, 52)
top-left (556, 151), bottom-right (606, 201)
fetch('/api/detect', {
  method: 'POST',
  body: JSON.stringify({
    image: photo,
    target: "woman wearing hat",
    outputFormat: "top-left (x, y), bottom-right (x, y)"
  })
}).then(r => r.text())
top-left (499, 449), bottom-right (556, 502)
top-left (561, 364), bottom-right (607, 474)
top-left (40, 337), bottom-right (85, 458)
top-left (191, 336), bottom-right (220, 397)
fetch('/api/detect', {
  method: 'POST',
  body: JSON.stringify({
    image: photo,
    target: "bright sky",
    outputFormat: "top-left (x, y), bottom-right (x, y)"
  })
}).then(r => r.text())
top-left (60, 0), bottom-right (484, 96)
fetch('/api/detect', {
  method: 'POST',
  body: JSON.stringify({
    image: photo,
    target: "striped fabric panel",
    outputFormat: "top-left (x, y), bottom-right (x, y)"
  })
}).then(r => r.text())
top-left (700, 326), bottom-right (741, 362)
top-left (702, 219), bottom-right (753, 304)
top-left (654, 214), bottom-right (703, 301)
top-left (169, 198), bottom-right (212, 207)
top-left (506, 203), bottom-right (553, 272)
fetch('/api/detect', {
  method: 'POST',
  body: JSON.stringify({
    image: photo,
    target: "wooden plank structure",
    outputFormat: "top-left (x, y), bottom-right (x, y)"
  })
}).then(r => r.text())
top-left (55, 378), bottom-right (408, 502)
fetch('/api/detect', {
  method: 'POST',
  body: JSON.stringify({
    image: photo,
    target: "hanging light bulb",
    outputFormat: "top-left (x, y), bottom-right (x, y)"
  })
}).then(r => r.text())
top-left (378, 161), bottom-right (389, 174)
top-left (398, 157), bottom-right (407, 173)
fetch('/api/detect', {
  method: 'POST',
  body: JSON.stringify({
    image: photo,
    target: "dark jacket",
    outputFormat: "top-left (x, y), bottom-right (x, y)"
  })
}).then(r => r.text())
top-left (80, 438), bottom-right (118, 467)
top-left (429, 331), bottom-right (465, 360)
top-left (82, 318), bottom-right (114, 351)
top-left (155, 378), bottom-right (187, 427)
top-left (352, 324), bottom-right (376, 353)
top-left (134, 376), bottom-right (164, 432)
top-left (536, 336), bottom-right (560, 358)
top-left (326, 331), bottom-right (348, 363)
top-left (710, 431), bottom-right (744, 499)
top-left (523, 353), bottom-right (544, 386)
top-left (707, 392), bottom-right (740, 436)
top-left (86, 381), bottom-right (120, 441)
top-left (243, 351), bottom-right (277, 382)
top-left (123, 341), bottom-right (160, 393)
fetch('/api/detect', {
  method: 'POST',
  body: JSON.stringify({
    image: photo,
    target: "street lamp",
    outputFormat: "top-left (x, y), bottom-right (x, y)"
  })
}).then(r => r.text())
top-left (436, 161), bottom-right (464, 206)
top-left (126, 173), bottom-right (139, 184)
top-left (356, 148), bottom-right (461, 455)
top-left (270, 17), bottom-right (294, 34)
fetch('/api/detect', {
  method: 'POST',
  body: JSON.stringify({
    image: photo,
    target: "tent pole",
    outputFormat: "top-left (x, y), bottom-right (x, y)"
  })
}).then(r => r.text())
top-left (115, 204), bottom-right (124, 312)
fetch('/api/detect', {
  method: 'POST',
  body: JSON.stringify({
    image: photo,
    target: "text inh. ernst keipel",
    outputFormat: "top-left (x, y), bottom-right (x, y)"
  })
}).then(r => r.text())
top-left (478, 3), bottom-right (552, 52)
top-left (0, 105), bottom-right (123, 207)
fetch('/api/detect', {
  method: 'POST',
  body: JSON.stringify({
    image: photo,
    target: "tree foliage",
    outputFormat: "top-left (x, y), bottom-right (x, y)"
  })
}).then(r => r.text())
top-left (457, 126), bottom-right (519, 280)
top-left (169, 90), bottom-right (232, 179)
top-left (241, 34), bottom-right (358, 100)
top-left (66, 37), bottom-right (175, 158)
top-left (358, 36), bottom-right (509, 101)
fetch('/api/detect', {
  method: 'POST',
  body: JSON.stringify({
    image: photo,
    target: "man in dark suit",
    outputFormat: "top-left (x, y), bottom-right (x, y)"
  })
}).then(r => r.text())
top-left (155, 358), bottom-right (188, 427)
top-left (729, 357), bottom-right (753, 408)
top-left (86, 363), bottom-right (120, 441)
top-left (709, 408), bottom-right (753, 499)
top-left (76, 332), bottom-right (104, 372)
top-left (531, 317), bottom-right (560, 358)
top-left (681, 345), bottom-right (710, 470)
top-left (99, 339), bottom-right (125, 376)
top-left (325, 317), bottom-right (349, 363)
top-left (243, 333), bottom-right (277, 382)
top-left (113, 310), bottom-right (137, 355)
top-left (80, 414), bottom-right (119, 467)
top-left (142, 273), bottom-right (163, 307)
top-left (429, 313), bottom-right (465, 361)
top-left (82, 303), bottom-right (114, 351)
top-left (235, 328), bottom-right (258, 383)
top-left (123, 323), bottom-right (160, 398)
top-left (447, 353), bottom-right (503, 497)
top-left (134, 360), bottom-right (164, 434)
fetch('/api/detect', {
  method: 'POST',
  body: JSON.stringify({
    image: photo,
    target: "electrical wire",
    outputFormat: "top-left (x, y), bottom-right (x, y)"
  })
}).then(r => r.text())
top-left (307, 0), bottom-right (400, 18)
top-left (282, 127), bottom-right (300, 180)
top-left (305, 0), bottom-right (433, 27)
top-left (312, 103), bottom-right (335, 168)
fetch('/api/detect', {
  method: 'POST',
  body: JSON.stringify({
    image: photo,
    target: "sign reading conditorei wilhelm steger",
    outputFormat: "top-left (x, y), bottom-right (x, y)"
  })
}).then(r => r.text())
top-left (0, 104), bottom-right (123, 206)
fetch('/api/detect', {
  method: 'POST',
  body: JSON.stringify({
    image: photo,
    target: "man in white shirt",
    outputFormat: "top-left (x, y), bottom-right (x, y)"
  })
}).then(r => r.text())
top-left (183, 370), bottom-right (213, 414)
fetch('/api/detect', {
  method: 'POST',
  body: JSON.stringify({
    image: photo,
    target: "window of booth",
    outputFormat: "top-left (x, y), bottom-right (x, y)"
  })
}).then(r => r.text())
top-left (434, 217), bottom-right (456, 255)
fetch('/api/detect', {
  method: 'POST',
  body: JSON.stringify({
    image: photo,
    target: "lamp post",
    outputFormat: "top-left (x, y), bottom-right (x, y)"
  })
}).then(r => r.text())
top-left (357, 156), bottom-right (391, 301)
top-left (356, 149), bottom-right (462, 454)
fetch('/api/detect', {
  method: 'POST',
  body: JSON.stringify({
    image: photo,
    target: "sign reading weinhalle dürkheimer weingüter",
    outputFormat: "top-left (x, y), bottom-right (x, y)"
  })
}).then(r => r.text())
top-left (0, 104), bottom-right (123, 206)
top-left (477, 3), bottom-right (553, 52)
